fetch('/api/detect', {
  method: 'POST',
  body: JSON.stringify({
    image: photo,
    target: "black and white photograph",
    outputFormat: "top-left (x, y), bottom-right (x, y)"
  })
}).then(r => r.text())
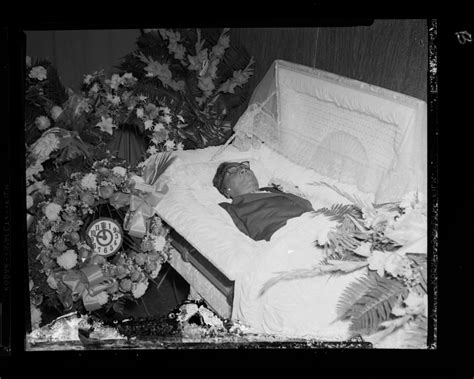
top-left (1, 15), bottom-right (471, 372)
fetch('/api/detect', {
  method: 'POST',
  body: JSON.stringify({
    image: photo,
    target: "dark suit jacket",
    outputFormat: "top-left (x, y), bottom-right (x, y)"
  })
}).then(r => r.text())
top-left (219, 187), bottom-right (314, 241)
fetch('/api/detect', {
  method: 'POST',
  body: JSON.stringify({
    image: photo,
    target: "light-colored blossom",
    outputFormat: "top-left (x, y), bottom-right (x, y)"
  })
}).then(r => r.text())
top-left (50, 106), bottom-right (63, 121)
top-left (112, 166), bottom-right (127, 177)
top-left (368, 250), bottom-right (387, 276)
top-left (147, 146), bottom-right (158, 155)
top-left (80, 173), bottom-right (98, 191)
top-left (107, 73), bottom-right (122, 90)
top-left (44, 202), bottom-right (62, 221)
top-left (145, 60), bottom-right (172, 82)
top-left (56, 250), bottom-right (78, 270)
top-left (176, 142), bottom-right (184, 151)
top-left (83, 74), bottom-right (94, 85)
top-left (132, 281), bottom-right (148, 299)
top-left (106, 93), bottom-right (121, 106)
top-left (90, 83), bottom-right (99, 93)
top-left (29, 66), bottom-right (47, 81)
top-left (96, 116), bottom-right (117, 135)
top-left (152, 235), bottom-right (167, 251)
top-left (144, 119), bottom-right (154, 130)
top-left (383, 252), bottom-right (411, 277)
top-left (164, 140), bottom-right (175, 150)
top-left (35, 115), bottom-right (51, 131)
top-left (136, 107), bottom-right (145, 119)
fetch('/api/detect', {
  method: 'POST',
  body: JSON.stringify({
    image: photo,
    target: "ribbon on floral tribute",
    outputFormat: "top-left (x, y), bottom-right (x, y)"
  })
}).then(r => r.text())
top-left (122, 154), bottom-right (170, 239)
top-left (124, 180), bottom-right (168, 238)
top-left (61, 264), bottom-right (116, 311)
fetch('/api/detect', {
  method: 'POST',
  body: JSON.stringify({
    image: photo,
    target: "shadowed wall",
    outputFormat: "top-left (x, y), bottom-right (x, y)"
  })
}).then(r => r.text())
top-left (25, 20), bottom-right (428, 100)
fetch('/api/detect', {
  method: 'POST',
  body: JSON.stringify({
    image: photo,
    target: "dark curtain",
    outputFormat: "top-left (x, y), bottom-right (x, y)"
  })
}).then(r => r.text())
top-left (108, 125), bottom-right (147, 168)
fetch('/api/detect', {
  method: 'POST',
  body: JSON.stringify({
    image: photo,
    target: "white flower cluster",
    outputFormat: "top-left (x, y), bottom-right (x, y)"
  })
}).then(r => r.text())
top-left (29, 66), bottom-right (47, 81)
top-left (30, 133), bottom-right (60, 162)
top-left (56, 249), bottom-right (78, 270)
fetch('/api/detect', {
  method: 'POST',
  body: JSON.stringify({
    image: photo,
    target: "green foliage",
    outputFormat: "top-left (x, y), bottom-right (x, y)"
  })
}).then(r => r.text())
top-left (337, 272), bottom-right (408, 335)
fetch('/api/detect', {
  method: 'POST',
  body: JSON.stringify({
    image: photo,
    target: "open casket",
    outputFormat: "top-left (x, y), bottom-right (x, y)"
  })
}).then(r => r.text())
top-left (152, 60), bottom-right (427, 341)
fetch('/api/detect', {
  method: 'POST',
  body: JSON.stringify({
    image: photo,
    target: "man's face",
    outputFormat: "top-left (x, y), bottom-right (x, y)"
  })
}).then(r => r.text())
top-left (222, 161), bottom-right (259, 198)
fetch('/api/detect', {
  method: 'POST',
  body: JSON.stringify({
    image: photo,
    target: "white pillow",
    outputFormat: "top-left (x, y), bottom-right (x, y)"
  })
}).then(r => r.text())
top-left (165, 158), bottom-right (274, 193)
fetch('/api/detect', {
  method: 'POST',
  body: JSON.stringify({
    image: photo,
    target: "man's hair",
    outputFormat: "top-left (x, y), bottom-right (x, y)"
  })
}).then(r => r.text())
top-left (212, 162), bottom-right (237, 197)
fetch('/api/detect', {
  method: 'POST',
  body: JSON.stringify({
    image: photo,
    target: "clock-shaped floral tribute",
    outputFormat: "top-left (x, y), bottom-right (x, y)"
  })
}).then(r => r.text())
top-left (30, 154), bottom-right (173, 318)
top-left (86, 218), bottom-right (123, 257)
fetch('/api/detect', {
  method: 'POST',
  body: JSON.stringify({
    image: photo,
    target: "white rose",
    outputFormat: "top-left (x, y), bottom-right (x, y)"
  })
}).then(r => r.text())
top-left (152, 235), bottom-right (167, 251)
top-left (50, 106), bottom-right (63, 121)
top-left (132, 281), bottom-right (148, 299)
top-left (35, 115), bottom-right (51, 131)
top-left (56, 250), bottom-right (78, 270)
top-left (42, 230), bottom-right (53, 248)
top-left (44, 202), bottom-right (62, 221)
top-left (112, 166), bottom-right (127, 177)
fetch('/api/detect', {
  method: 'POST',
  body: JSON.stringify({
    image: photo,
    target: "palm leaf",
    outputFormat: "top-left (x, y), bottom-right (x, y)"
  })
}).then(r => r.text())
top-left (347, 275), bottom-right (408, 335)
top-left (144, 151), bottom-right (177, 186)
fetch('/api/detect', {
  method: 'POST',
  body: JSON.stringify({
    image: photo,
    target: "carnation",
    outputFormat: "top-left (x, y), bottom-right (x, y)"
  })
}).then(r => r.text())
top-left (80, 173), bottom-right (98, 191)
top-left (35, 115), bottom-right (51, 131)
top-left (29, 66), bottom-right (47, 81)
top-left (119, 278), bottom-right (132, 292)
top-left (152, 235), bottom-right (167, 252)
top-left (112, 166), bottom-right (127, 177)
top-left (44, 202), bottom-right (62, 221)
top-left (134, 253), bottom-right (147, 266)
top-left (56, 250), bottom-right (78, 270)
top-left (132, 281), bottom-right (148, 299)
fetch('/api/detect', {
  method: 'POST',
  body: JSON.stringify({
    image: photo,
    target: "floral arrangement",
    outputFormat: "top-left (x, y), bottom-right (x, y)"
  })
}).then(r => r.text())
top-left (80, 69), bottom-right (187, 156)
top-left (117, 28), bottom-right (255, 148)
top-left (261, 183), bottom-right (428, 348)
top-left (28, 153), bottom-right (174, 325)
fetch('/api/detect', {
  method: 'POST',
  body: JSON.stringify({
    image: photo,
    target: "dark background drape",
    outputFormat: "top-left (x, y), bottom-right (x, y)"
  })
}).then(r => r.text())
top-left (25, 20), bottom-right (428, 102)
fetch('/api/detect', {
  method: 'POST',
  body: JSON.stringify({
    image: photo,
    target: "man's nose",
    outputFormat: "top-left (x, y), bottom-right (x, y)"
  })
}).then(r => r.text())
top-left (240, 167), bottom-right (248, 174)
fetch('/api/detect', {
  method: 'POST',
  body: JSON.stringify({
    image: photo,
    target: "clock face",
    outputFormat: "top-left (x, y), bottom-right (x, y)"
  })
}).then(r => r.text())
top-left (86, 218), bottom-right (123, 257)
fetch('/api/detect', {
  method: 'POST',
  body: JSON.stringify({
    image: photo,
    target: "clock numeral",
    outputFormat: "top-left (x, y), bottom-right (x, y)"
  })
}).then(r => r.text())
top-left (95, 224), bottom-right (100, 231)
top-left (104, 247), bottom-right (108, 254)
top-left (113, 226), bottom-right (118, 233)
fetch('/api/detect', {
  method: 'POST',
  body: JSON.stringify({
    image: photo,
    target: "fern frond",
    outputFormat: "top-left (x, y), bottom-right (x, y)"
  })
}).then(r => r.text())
top-left (310, 181), bottom-right (372, 210)
top-left (336, 274), bottom-right (375, 319)
top-left (348, 275), bottom-right (408, 335)
top-left (259, 261), bottom-right (368, 298)
top-left (402, 316), bottom-right (428, 348)
top-left (314, 203), bottom-right (362, 223)
top-left (148, 151), bottom-right (177, 185)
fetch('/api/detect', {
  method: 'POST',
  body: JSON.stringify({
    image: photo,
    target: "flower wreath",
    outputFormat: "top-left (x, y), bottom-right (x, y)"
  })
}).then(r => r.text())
top-left (30, 153), bottom-right (173, 317)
